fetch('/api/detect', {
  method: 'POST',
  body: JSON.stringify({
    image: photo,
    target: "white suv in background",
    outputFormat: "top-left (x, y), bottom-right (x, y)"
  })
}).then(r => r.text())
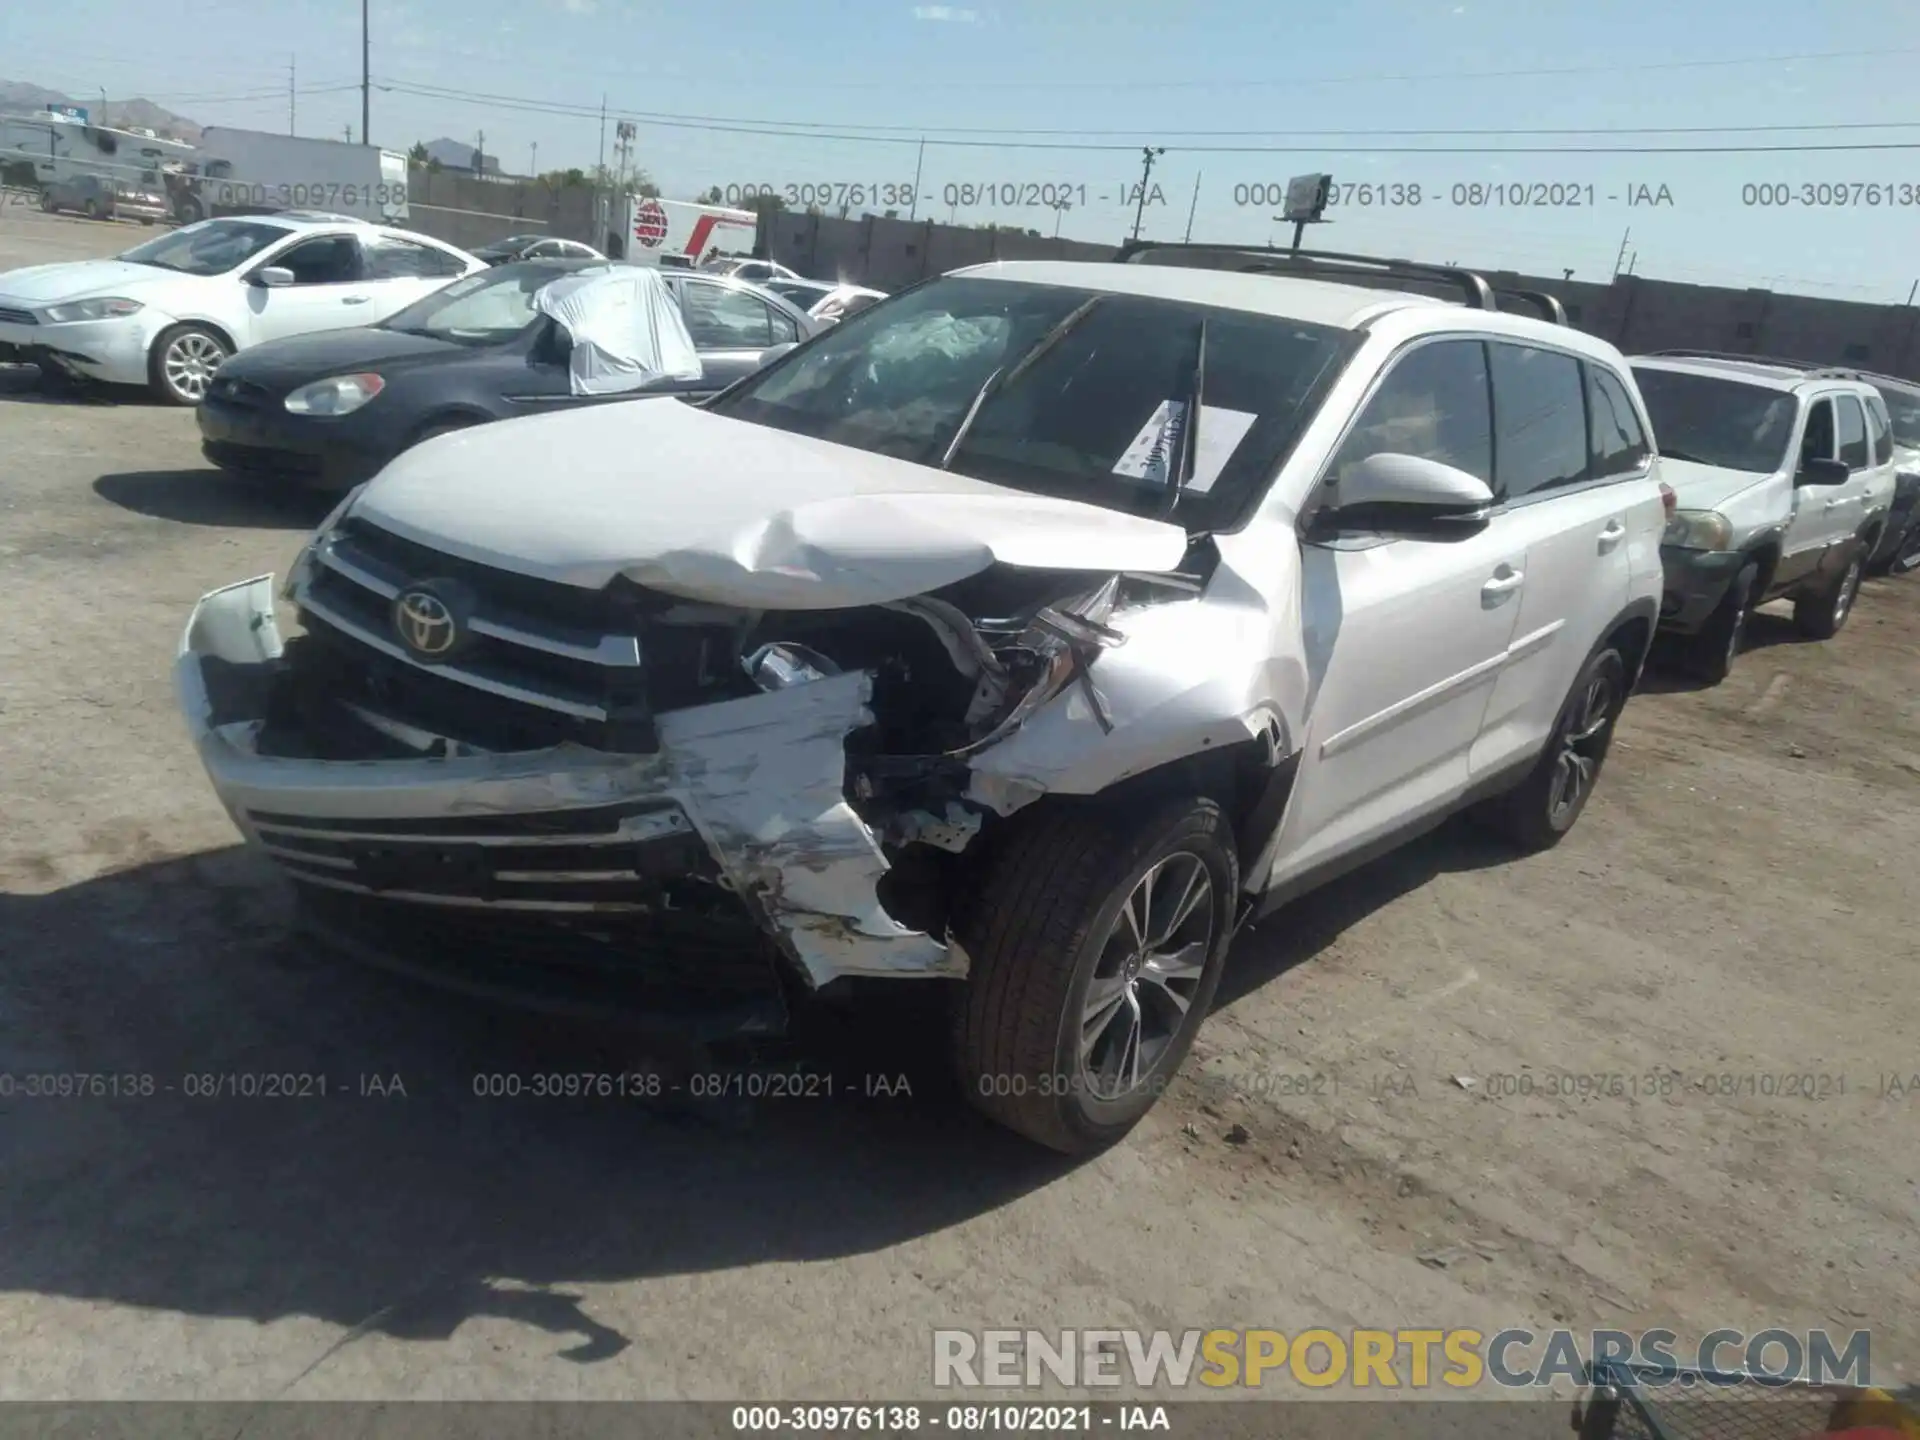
top-left (174, 245), bottom-right (1666, 1154)
top-left (1630, 352), bottom-right (1897, 683)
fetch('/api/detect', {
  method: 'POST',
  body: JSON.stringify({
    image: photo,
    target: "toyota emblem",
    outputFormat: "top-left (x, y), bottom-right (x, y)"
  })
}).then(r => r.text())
top-left (392, 586), bottom-right (461, 660)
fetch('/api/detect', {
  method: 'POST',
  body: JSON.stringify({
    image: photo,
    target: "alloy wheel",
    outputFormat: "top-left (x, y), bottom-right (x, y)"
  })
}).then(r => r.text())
top-left (1549, 670), bottom-right (1615, 827)
top-left (1079, 852), bottom-right (1214, 1101)
top-left (1834, 557), bottom-right (1862, 628)
top-left (163, 333), bottom-right (224, 402)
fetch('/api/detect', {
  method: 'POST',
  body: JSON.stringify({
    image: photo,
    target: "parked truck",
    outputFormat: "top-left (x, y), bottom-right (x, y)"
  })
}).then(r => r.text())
top-left (620, 195), bottom-right (757, 267)
top-left (168, 128), bottom-right (408, 225)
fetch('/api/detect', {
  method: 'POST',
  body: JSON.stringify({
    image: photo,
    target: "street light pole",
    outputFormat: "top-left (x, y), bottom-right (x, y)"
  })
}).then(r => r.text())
top-left (1130, 146), bottom-right (1164, 242)
top-left (360, 0), bottom-right (370, 144)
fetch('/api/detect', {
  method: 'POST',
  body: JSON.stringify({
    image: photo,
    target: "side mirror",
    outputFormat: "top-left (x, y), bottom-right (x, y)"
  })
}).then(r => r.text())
top-left (252, 266), bottom-right (294, 288)
top-left (1796, 455), bottom-right (1850, 488)
top-left (756, 342), bottom-right (797, 367)
top-left (1322, 451), bottom-right (1496, 525)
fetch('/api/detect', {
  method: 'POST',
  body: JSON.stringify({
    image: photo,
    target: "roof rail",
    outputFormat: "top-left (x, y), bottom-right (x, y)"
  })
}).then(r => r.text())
top-left (1112, 240), bottom-right (1495, 310)
top-left (1642, 348), bottom-right (1828, 370)
top-left (1494, 288), bottom-right (1567, 325)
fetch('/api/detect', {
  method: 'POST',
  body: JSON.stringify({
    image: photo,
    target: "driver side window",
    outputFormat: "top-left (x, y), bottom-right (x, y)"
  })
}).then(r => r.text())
top-left (1327, 339), bottom-right (1494, 490)
top-left (266, 235), bottom-right (363, 286)
top-left (1800, 398), bottom-right (1835, 465)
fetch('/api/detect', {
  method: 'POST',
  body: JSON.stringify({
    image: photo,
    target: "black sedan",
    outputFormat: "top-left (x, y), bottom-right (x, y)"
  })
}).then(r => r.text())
top-left (196, 259), bottom-right (816, 491)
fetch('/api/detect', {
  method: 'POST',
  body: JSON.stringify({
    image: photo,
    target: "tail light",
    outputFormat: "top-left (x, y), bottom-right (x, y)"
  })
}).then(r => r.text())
top-left (1659, 482), bottom-right (1677, 517)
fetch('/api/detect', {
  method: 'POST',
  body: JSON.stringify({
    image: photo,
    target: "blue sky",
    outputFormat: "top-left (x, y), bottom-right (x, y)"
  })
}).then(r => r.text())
top-left (15, 0), bottom-right (1920, 300)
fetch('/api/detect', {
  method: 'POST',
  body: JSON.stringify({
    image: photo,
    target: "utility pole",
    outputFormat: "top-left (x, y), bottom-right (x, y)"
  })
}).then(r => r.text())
top-left (1611, 226), bottom-right (1631, 278)
top-left (288, 56), bottom-right (296, 135)
top-left (596, 94), bottom-right (608, 246)
top-left (1051, 199), bottom-right (1070, 238)
top-left (1129, 146), bottom-right (1164, 242)
top-left (908, 138), bottom-right (926, 222)
top-left (1183, 171), bottom-right (1201, 243)
top-left (1906, 279), bottom-right (1916, 306)
top-left (529, 141), bottom-right (537, 178)
top-left (475, 129), bottom-right (485, 175)
top-left (344, 124), bottom-right (353, 143)
top-left (360, 0), bottom-right (370, 145)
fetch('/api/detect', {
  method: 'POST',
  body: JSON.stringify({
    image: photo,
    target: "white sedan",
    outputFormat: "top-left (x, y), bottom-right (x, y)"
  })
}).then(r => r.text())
top-left (0, 216), bottom-right (484, 404)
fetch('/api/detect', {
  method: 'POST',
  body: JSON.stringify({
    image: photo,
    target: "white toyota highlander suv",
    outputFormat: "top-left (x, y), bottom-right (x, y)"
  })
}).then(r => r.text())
top-left (174, 245), bottom-right (1667, 1153)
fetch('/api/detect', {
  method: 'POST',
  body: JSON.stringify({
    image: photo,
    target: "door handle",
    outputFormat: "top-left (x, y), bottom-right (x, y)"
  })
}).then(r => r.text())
top-left (1481, 567), bottom-right (1525, 602)
top-left (1597, 519), bottom-right (1626, 554)
top-left (342, 295), bottom-right (371, 305)
top-left (1824, 499), bottom-right (1841, 511)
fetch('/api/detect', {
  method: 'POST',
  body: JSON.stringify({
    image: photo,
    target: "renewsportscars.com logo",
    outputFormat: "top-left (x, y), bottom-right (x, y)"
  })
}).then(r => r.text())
top-left (932, 1328), bottom-right (1872, 1391)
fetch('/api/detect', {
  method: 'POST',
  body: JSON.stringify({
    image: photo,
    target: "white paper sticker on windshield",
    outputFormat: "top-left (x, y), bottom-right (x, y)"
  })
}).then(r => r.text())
top-left (1113, 401), bottom-right (1258, 495)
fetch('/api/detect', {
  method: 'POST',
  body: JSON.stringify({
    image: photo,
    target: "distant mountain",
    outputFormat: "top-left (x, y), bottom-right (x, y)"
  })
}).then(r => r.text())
top-left (422, 137), bottom-right (499, 174)
top-left (0, 79), bottom-right (200, 143)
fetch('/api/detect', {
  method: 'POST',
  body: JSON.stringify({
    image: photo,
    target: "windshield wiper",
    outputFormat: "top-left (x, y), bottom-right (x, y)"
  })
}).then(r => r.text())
top-left (1158, 317), bottom-right (1207, 520)
top-left (940, 294), bottom-right (1107, 470)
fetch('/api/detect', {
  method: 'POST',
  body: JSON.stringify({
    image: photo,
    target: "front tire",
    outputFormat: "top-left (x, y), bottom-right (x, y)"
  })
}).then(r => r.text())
top-left (147, 323), bottom-right (230, 405)
top-left (1684, 563), bottom-right (1755, 685)
top-left (1793, 547), bottom-right (1863, 639)
top-left (1480, 646), bottom-right (1628, 852)
top-left (953, 797), bottom-right (1237, 1155)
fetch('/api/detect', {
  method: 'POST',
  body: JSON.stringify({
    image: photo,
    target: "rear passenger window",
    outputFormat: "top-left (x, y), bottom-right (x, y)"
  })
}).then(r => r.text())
top-left (1865, 394), bottom-right (1893, 465)
top-left (1586, 365), bottom-right (1651, 479)
top-left (1328, 339), bottom-right (1492, 485)
top-left (1488, 343), bottom-right (1589, 500)
top-left (1837, 395), bottom-right (1868, 469)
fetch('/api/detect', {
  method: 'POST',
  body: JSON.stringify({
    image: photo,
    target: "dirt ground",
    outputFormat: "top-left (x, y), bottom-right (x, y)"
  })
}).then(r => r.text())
top-left (0, 205), bottom-right (1914, 1421)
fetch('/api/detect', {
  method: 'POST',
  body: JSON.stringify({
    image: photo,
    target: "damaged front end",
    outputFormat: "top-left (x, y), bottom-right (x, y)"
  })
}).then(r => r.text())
top-left (177, 515), bottom-right (1199, 1031)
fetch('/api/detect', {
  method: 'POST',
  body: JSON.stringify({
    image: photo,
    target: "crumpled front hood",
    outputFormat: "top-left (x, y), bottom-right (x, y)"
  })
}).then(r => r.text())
top-left (1658, 456), bottom-right (1776, 511)
top-left (350, 398), bottom-right (1191, 608)
top-left (0, 260), bottom-right (179, 306)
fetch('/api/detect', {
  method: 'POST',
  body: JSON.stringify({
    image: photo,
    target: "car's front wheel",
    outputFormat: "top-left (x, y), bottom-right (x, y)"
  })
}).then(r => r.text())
top-left (1478, 645), bottom-right (1628, 852)
top-left (1794, 547), bottom-right (1864, 639)
top-left (1685, 563), bottom-right (1755, 685)
top-left (954, 796), bottom-right (1237, 1155)
top-left (148, 324), bottom-right (230, 405)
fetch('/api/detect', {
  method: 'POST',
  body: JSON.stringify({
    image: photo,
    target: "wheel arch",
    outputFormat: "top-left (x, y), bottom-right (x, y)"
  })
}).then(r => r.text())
top-left (1745, 538), bottom-right (1783, 600)
top-left (152, 316), bottom-right (239, 356)
top-left (406, 408), bottom-right (495, 447)
top-left (1602, 595), bottom-right (1660, 690)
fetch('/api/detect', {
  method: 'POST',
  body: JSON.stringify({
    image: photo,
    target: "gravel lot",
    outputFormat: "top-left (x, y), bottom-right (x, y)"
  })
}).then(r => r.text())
top-left (1, 205), bottom-right (1914, 1419)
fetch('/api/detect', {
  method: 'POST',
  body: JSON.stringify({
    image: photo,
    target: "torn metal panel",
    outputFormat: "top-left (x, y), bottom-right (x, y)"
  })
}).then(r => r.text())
top-left (655, 670), bottom-right (959, 985)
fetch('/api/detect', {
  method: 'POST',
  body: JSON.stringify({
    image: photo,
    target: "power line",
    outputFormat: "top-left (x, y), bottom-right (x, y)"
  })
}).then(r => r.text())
top-left (373, 79), bottom-right (1920, 154)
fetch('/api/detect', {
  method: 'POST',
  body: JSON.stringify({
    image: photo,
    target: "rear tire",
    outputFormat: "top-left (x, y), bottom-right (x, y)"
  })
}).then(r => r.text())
top-left (1793, 547), bottom-right (1863, 639)
top-left (1479, 646), bottom-right (1628, 853)
top-left (38, 191), bottom-right (54, 213)
top-left (953, 796), bottom-right (1237, 1155)
top-left (1684, 563), bottom-right (1755, 685)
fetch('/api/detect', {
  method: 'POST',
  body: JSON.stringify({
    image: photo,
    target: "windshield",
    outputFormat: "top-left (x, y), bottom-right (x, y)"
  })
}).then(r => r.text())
top-left (1631, 367), bottom-right (1799, 473)
top-left (117, 218), bottom-right (292, 276)
top-left (1873, 382), bottom-right (1920, 450)
top-left (709, 274), bottom-right (1354, 530)
top-left (380, 265), bottom-right (575, 344)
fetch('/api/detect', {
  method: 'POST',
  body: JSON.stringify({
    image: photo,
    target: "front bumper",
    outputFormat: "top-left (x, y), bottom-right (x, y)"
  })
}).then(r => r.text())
top-left (176, 577), bottom-right (961, 1025)
top-left (0, 311), bottom-right (158, 386)
top-left (198, 396), bottom-right (386, 491)
top-left (1657, 545), bottom-right (1747, 634)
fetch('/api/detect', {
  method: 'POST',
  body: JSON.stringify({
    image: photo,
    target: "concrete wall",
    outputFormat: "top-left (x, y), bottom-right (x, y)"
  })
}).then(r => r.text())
top-left (761, 213), bottom-right (1920, 383)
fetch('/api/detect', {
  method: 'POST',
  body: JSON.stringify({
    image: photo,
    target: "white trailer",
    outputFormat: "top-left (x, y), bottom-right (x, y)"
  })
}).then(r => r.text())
top-left (622, 195), bottom-right (757, 267)
top-left (0, 114), bottom-right (192, 190)
top-left (176, 128), bottom-right (408, 224)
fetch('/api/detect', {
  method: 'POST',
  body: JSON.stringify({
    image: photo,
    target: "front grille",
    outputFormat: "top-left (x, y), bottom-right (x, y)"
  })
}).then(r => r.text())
top-left (293, 519), bottom-right (663, 752)
top-left (204, 439), bottom-right (323, 479)
top-left (0, 307), bottom-right (38, 326)
top-left (248, 799), bottom-right (717, 909)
